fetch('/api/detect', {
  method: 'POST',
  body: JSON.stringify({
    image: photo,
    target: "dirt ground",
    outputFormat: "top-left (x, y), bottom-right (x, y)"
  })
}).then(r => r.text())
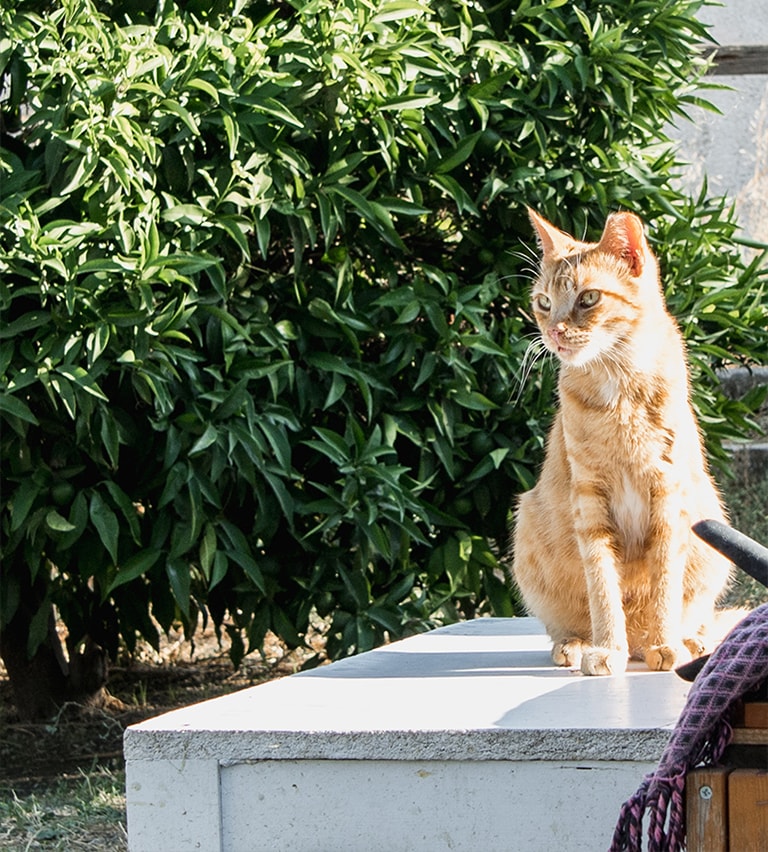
top-left (0, 624), bottom-right (315, 788)
top-left (0, 622), bottom-right (316, 850)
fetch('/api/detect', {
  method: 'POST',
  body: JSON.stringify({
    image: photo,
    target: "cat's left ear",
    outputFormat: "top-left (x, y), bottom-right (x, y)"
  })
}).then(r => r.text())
top-left (597, 212), bottom-right (648, 277)
top-left (527, 208), bottom-right (577, 261)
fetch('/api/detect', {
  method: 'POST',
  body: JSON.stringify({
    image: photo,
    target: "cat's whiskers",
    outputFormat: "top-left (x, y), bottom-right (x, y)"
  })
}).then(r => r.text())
top-left (513, 336), bottom-right (551, 403)
top-left (512, 243), bottom-right (540, 266)
top-left (498, 271), bottom-right (538, 285)
top-left (509, 245), bottom-right (542, 281)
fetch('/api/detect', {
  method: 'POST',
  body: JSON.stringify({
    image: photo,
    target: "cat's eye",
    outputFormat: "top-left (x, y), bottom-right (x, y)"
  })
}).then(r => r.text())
top-left (535, 294), bottom-right (551, 311)
top-left (579, 290), bottom-right (600, 308)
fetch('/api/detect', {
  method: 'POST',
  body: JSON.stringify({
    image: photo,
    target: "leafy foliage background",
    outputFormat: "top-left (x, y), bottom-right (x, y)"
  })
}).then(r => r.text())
top-left (2, 0), bottom-right (766, 669)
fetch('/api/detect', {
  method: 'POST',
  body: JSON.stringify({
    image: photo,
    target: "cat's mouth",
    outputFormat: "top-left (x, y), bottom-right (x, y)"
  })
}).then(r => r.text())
top-left (549, 341), bottom-right (592, 366)
top-left (550, 341), bottom-right (578, 359)
top-left (547, 328), bottom-right (582, 360)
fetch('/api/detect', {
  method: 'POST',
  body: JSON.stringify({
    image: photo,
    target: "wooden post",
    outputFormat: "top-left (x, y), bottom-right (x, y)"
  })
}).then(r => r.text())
top-left (686, 767), bottom-right (730, 852)
top-left (728, 769), bottom-right (768, 851)
top-left (743, 702), bottom-right (768, 730)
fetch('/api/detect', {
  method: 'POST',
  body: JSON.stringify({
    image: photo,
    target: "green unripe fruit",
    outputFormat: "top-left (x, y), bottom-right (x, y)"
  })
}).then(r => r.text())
top-left (51, 482), bottom-right (75, 506)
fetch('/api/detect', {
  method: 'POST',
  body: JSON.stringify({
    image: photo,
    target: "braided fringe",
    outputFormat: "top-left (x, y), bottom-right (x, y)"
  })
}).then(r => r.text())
top-left (647, 774), bottom-right (686, 852)
top-left (703, 713), bottom-right (734, 766)
top-left (609, 775), bottom-right (651, 851)
top-left (609, 772), bottom-right (687, 852)
top-left (608, 715), bottom-right (735, 852)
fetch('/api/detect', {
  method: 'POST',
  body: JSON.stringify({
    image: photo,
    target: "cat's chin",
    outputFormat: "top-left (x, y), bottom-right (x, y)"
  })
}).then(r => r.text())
top-left (545, 340), bottom-right (579, 361)
top-left (551, 346), bottom-right (594, 368)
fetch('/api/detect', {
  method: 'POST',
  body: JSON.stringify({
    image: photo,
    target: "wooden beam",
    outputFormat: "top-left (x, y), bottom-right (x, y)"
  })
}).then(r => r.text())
top-left (704, 44), bottom-right (768, 75)
top-left (686, 767), bottom-right (730, 852)
top-left (728, 769), bottom-right (768, 850)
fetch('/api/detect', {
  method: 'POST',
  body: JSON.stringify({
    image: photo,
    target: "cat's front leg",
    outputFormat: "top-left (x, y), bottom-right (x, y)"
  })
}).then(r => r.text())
top-left (574, 486), bottom-right (629, 675)
top-left (645, 643), bottom-right (691, 671)
top-left (581, 647), bottom-right (629, 676)
top-left (642, 499), bottom-right (691, 672)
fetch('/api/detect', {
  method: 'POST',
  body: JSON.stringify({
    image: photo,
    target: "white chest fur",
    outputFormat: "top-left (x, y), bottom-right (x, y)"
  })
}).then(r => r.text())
top-left (611, 473), bottom-right (650, 560)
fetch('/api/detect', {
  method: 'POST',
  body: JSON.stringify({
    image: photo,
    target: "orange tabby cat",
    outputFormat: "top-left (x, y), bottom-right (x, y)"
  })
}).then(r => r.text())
top-left (511, 208), bottom-right (731, 676)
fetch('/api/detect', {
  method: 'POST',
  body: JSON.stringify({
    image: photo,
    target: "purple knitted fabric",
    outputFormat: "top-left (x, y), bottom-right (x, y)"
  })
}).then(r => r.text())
top-left (609, 602), bottom-right (768, 852)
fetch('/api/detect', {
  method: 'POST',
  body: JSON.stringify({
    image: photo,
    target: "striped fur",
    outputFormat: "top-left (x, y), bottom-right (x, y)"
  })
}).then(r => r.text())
top-left (511, 209), bottom-right (731, 675)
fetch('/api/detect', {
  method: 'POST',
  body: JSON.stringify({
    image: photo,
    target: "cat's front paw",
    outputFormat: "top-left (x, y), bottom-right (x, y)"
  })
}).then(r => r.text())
top-left (552, 638), bottom-right (590, 668)
top-left (645, 643), bottom-right (691, 672)
top-left (580, 647), bottom-right (628, 676)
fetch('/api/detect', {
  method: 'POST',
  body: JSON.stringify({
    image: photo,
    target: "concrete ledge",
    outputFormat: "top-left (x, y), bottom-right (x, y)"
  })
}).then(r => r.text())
top-left (125, 618), bottom-right (690, 851)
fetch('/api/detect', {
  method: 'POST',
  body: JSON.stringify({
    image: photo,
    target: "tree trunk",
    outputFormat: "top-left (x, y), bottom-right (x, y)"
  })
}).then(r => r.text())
top-left (0, 598), bottom-right (109, 722)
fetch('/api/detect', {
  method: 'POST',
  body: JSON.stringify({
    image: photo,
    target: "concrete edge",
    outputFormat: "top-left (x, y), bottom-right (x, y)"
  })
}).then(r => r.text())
top-left (124, 726), bottom-right (672, 764)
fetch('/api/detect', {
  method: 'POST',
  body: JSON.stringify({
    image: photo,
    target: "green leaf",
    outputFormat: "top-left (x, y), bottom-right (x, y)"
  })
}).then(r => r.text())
top-left (226, 549), bottom-right (266, 594)
top-left (263, 470), bottom-right (294, 520)
top-left (366, 605), bottom-right (403, 633)
top-left (330, 186), bottom-right (406, 250)
top-left (10, 479), bottom-right (41, 532)
top-left (190, 423), bottom-right (219, 455)
top-left (0, 312), bottom-right (50, 340)
top-left (90, 492), bottom-right (120, 564)
top-left (161, 99), bottom-right (200, 136)
top-left (199, 523), bottom-right (216, 580)
top-left (27, 599), bottom-right (53, 658)
top-left (162, 204), bottom-right (209, 225)
top-left (434, 132), bottom-right (483, 174)
top-left (107, 549), bottom-right (161, 594)
top-left (166, 558), bottom-right (191, 617)
top-left (452, 389), bottom-right (498, 411)
top-left (46, 510), bottom-right (76, 533)
top-left (339, 565), bottom-right (372, 610)
top-left (100, 413), bottom-right (120, 469)
top-left (250, 97), bottom-right (304, 128)
top-left (324, 372), bottom-right (347, 409)
top-left (58, 492), bottom-right (89, 549)
top-left (187, 77), bottom-right (220, 103)
top-left (209, 550), bottom-right (229, 591)
top-left (379, 94), bottom-right (440, 111)
top-left (0, 393), bottom-right (39, 425)
top-left (104, 481), bottom-right (142, 544)
top-left (304, 427), bottom-right (351, 465)
top-left (258, 420), bottom-right (292, 472)
top-left (216, 215), bottom-right (251, 259)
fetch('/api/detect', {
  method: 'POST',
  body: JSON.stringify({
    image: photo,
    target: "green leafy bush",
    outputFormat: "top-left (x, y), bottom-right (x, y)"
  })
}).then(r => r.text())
top-left (1, 0), bottom-right (766, 714)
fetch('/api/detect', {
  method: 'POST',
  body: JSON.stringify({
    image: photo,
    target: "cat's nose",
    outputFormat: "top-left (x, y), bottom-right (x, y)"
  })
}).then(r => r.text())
top-left (549, 324), bottom-right (566, 342)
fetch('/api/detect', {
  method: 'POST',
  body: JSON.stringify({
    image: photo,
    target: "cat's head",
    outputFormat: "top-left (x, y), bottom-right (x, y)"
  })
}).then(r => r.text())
top-left (528, 209), bottom-right (660, 368)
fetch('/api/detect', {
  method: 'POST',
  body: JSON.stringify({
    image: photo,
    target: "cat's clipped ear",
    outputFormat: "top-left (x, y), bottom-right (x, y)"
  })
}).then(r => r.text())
top-left (528, 208), bottom-right (576, 261)
top-left (597, 212), bottom-right (648, 277)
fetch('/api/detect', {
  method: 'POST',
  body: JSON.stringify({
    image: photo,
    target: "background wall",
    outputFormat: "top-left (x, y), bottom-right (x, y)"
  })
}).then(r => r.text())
top-left (669, 0), bottom-right (768, 245)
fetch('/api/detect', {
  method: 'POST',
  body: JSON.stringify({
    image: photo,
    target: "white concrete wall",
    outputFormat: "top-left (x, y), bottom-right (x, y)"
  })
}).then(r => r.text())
top-left (669, 0), bottom-right (768, 244)
top-left (218, 759), bottom-right (654, 852)
top-left (125, 619), bottom-right (690, 852)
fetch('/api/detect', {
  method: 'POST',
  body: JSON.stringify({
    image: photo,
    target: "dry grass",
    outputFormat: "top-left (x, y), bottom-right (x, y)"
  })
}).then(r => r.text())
top-left (0, 625), bottom-right (313, 851)
top-left (0, 767), bottom-right (127, 852)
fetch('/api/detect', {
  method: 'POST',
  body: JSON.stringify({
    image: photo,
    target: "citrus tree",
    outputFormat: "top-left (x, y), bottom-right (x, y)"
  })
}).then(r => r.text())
top-left (1, 0), bottom-right (766, 718)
